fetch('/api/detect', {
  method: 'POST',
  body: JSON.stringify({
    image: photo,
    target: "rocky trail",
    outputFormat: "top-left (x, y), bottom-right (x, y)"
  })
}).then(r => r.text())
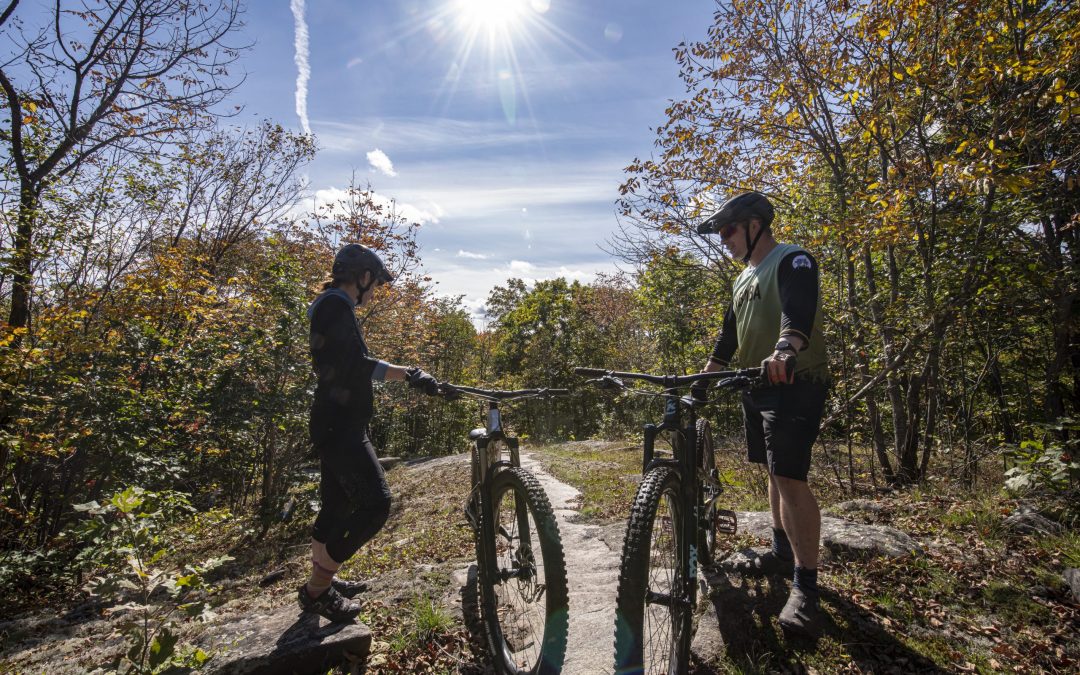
top-left (517, 453), bottom-right (624, 675)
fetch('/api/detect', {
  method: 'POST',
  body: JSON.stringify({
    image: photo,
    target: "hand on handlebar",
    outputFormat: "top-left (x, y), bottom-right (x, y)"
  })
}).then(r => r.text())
top-left (405, 367), bottom-right (441, 396)
top-left (761, 351), bottom-right (796, 385)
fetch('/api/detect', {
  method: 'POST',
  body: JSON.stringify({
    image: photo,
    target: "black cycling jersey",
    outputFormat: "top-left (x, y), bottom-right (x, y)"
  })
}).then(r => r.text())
top-left (308, 290), bottom-right (387, 421)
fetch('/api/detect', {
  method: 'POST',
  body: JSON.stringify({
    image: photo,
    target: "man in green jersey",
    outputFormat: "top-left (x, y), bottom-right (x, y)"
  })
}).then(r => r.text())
top-left (695, 191), bottom-right (829, 636)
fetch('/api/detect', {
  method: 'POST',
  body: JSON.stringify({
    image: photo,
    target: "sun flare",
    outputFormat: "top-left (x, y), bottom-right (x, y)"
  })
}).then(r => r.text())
top-left (454, 0), bottom-right (531, 35)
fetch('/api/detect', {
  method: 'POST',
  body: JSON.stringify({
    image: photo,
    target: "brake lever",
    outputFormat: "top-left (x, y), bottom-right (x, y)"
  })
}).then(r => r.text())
top-left (439, 384), bottom-right (463, 401)
top-left (714, 376), bottom-right (754, 391)
top-left (598, 376), bottom-right (625, 390)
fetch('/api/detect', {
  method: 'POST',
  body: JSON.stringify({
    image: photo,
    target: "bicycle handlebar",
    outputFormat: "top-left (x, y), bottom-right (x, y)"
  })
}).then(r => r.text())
top-left (437, 383), bottom-right (571, 402)
top-left (572, 366), bottom-right (763, 389)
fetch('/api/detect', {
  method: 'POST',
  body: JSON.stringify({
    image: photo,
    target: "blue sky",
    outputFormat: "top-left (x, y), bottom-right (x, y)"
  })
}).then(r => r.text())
top-left (237, 0), bottom-right (717, 320)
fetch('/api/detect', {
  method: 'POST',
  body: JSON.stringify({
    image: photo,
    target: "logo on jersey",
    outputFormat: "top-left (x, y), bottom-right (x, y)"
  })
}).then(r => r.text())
top-left (792, 254), bottom-right (812, 270)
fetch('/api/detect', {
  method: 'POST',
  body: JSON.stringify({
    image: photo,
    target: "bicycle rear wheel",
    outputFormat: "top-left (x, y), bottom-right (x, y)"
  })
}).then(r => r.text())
top-left (479, 466), bottom-right (568, 675)
top-left (613, 466), bottom-right (691, 674)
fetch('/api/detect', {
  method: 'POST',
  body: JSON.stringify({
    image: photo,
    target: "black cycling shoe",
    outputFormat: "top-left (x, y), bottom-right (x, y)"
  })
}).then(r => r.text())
top-left (722, 547), bottom-right (795, 578)
top-left (779, 587), bottom-right (824, 637)
top-left (297, 584), bottom-right (361, 623)
top-left (331, 577), bottom-right (369, 598)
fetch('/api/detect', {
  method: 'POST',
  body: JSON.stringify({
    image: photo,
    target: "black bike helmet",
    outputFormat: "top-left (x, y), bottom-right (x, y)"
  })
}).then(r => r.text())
top-left (697, 191), bottom-right (775, 262)
top-left (332, 243), bottom-right (394, 287)
top-left (697, 191), bottom-right (774, 235)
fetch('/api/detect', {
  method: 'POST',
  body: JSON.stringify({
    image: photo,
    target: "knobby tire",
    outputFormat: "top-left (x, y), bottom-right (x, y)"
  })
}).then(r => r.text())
top-left (613, 467), bottom-right (691, 675)
top-left (478, 467), bottom-right (569, 675)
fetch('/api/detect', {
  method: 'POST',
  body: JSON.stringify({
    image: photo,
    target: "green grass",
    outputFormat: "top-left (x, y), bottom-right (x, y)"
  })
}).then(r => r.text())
top-left (529, 440), bottom-right (643, 521)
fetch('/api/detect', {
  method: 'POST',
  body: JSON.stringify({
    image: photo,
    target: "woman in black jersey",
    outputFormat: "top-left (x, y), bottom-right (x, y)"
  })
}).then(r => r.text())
top-left (298, 243), bottom-right (440, 622)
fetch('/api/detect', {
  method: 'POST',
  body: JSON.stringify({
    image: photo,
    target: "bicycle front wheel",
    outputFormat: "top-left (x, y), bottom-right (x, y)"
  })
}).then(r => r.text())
top-left (479, 466), bottom-right (569, 675)
top-left (614, 466), bottom-right (691, 674)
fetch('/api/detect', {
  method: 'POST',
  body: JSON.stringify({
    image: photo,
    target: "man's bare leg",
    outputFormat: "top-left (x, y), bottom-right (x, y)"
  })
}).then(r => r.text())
top-left (773, 475), bottom-right (820, 569)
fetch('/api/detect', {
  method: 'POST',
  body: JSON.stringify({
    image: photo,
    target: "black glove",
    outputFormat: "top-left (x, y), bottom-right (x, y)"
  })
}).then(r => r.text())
top-left (405, 367), bottom-right (440, 396)
top-left (761, 350), bottom-right (796, 385)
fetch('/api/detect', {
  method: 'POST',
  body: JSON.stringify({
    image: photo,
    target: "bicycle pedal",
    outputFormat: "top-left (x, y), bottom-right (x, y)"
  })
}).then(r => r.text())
top-left (714, 509), bottom-right (737, 535)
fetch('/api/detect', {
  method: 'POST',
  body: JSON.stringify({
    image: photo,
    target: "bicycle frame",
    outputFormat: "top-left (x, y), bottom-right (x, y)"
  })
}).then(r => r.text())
top-left (576, 366), bottom-right (760, 668)
top-left (442, 384), bottom-right (570, 672)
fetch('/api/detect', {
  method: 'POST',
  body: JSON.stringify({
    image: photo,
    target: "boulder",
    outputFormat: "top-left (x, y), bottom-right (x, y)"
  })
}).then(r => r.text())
top-left (1065, 568), bottom-right (1080, 604)
top-left (377, 456), bottom-right (401, 470)
top-left (1002, 505), bottom-right (1064, 536)
top-left (826, 499), bottom-right (887, 522)
top-left (203, 605), bottom-right (370, 675)
top-left (690, 600), bottom-right (726, 664)
top-left (735, 511), bottom-right (921, 560)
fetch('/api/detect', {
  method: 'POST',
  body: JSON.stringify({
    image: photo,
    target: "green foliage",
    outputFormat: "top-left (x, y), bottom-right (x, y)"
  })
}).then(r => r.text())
top-left (73, 487), bottom-right (229, 673)
top-left (1004, 419), bottom-right (1080, 499)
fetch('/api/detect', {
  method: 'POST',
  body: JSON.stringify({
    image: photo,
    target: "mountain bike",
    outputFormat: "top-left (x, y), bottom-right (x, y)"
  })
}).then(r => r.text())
top-left (575, 366), bottom-right (761, 674)
top-left (439, 383), bottom-right (571, 675)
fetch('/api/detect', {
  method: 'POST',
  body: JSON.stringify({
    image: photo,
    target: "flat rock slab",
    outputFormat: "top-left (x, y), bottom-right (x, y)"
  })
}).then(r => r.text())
top-left (204, 604), bottom-right (371, 675)
top-left (735, 510), bottom-right (921, 560)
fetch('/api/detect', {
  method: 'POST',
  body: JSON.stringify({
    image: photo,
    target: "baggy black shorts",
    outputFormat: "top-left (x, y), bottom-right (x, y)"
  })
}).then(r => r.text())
top-left (742, 378), bottom-right (828, 481)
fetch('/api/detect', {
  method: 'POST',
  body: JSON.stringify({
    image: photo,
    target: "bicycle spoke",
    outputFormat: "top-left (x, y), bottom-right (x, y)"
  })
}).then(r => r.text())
top-left (643, 491), bottom-right (679, 673)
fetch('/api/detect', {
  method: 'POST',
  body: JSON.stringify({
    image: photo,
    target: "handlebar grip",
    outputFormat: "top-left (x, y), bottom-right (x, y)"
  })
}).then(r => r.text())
top-left (574, 367), bottom-right (607, 377)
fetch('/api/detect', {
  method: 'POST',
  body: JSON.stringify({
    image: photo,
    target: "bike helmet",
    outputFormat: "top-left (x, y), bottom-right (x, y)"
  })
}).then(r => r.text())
top-left (696, 191), bottom-right (775, 262)
top-left (332, 243), bottom-right (394, 287)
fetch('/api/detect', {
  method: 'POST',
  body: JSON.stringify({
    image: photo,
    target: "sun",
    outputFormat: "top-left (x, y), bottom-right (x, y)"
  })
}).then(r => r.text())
top-left (436, 0), bottom-right (570, 123)
top-left (453, 0), bottom-right (531, 37)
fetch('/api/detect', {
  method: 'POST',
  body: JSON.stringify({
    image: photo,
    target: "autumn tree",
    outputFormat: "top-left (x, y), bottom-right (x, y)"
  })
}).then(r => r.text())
top-left (0, 0), bottom-right (245, 333)
top-left (616, 0), bottom-right (1079, 484)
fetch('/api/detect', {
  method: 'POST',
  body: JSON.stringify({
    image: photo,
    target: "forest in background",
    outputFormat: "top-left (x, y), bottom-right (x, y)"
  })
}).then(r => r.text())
top-left (0, 0), bottom-right (1077, 613)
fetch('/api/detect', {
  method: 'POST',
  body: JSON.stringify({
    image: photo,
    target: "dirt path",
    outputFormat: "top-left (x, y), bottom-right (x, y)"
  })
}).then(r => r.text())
top-left (518, 452), bottom-right (623, 675)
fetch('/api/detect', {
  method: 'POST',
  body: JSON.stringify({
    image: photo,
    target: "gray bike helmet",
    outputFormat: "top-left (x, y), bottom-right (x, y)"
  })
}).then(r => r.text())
top-left (697, 191), bottom-right (775, 262)
top-left (332, 243), bottom-right (394, 286)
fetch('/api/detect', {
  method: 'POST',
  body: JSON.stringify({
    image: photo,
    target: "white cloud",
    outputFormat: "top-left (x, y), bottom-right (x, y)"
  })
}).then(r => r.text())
top-left (310, 186), bottom-right (442, 225)
top-left (501, 260), bottom-right (594, 283)
top-left (457, 250), bottom-right (488, 260)
top-left (312, 117), bottom-right (609, 155)
top-left (422, 257), bottom-right (621, 327)
top-left (289, 0), bottom-right (311, 135)
top-left (346, 56), bottom-right (363, 69)
top-left (366, 149), bottom-right (398, 177)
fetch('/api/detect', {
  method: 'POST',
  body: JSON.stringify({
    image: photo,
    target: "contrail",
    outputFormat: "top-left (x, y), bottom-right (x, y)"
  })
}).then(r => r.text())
top-left (290, 0), bottom-right (311, 135)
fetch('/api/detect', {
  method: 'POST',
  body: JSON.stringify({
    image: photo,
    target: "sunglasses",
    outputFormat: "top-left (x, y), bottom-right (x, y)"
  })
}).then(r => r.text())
top-left (717, 221), bottom-right (740, 238)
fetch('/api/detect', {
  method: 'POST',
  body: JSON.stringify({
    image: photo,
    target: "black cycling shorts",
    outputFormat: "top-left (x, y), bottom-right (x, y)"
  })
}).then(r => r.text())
top-left (742, 378), bottom-right (828, 481)
top-left (310, 412), bottom-right (392, 563)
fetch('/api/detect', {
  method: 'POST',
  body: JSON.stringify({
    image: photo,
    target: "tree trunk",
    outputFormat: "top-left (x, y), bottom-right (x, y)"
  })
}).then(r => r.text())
top-left (918, 325), bottom-right (944, 480)
top-left (843, 241), bottom-right (895, 482)
top-left (8, 184), bottom-right (36, 331)
top-left (898, 373), bottom-right (923, 482)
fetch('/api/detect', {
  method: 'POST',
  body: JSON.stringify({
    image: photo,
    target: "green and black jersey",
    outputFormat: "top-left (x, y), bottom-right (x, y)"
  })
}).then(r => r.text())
top-left (710, 243), bottom-right (828, 381)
